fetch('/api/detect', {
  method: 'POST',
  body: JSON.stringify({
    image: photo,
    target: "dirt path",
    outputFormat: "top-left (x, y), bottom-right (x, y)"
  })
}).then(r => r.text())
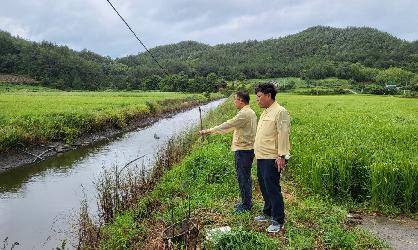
top-left (359, 215), bottom-right (418, 249)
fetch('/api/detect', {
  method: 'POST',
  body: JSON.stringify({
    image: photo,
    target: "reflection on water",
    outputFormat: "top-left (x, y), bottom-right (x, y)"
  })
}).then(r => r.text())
top-left (0, 99), bottom-right (224, 249)
top-left (0, 142), bottom-right (108, 193)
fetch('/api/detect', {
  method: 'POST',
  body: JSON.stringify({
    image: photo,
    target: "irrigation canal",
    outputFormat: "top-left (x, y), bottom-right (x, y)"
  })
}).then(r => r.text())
top-left (0, 99), bottom-right (224, 249)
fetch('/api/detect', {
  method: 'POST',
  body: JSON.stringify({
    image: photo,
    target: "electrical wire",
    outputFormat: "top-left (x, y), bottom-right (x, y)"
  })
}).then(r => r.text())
top-left (105, 0), bottom-right (168, 75)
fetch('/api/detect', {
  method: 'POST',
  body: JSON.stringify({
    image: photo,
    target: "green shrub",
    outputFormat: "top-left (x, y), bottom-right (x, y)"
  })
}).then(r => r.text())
top-left (100, 213), bottom-right (144, 250)
top-left (324, 227), bottom-right (356, 249)
top-left (208, 228), bottom-right (279, 250)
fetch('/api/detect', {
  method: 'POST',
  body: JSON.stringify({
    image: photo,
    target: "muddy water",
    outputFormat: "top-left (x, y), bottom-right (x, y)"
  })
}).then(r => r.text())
top-left (0, 99), bottom-right (224, 249)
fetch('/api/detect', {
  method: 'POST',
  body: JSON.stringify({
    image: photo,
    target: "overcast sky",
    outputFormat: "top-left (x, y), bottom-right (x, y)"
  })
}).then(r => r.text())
top-left (1, 0), bottom-right (417, 58)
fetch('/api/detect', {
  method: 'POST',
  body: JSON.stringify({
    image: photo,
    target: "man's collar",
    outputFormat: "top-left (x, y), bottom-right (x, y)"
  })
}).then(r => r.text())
top-left (265, 101), bottom-right (278, 112)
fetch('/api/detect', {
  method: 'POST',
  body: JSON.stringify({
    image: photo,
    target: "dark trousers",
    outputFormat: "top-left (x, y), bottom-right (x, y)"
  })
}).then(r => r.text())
top-left (257, 159), bottom-right (285, 224)
top-left (234, 150), bottom-right (254, 209)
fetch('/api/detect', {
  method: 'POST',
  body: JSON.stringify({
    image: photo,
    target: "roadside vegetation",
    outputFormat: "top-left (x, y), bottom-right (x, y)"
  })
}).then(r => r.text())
top-left (76, 93), bottom-right (418, 249)
top-left (0, 86), bottom-right (222, 152)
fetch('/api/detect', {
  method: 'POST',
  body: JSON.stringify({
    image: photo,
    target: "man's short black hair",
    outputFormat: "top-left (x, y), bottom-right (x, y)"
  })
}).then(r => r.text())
top-left (254, 82), bottom-right (277, 100)
top-left (236, 90), bottom-right (250, 104)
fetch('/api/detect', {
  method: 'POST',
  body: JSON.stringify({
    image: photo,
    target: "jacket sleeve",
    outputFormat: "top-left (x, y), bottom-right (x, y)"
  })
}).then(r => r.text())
top-left (208, 111), bottom-right (247, 134)
top-left (276, 110), bottom-right (291, 156)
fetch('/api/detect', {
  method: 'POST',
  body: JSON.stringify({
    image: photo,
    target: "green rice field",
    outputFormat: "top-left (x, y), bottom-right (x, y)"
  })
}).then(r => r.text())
top-left (264, 94), bottom-right (418, 212)
top-left (0, 85), bottom-right (215, 151)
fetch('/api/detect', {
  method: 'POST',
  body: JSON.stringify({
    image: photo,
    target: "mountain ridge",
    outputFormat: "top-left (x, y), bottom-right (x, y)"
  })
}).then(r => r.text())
top-left (1, 25), bottom-right (417, 90)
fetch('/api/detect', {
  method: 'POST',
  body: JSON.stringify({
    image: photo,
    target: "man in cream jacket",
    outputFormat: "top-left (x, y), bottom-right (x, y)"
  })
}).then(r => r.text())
top-left (200, 90), bottom-right (257, 212)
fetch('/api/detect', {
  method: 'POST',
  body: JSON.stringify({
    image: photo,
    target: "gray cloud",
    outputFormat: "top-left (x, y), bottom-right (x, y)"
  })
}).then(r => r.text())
top-left (1, 0), bottom-right (417, 57)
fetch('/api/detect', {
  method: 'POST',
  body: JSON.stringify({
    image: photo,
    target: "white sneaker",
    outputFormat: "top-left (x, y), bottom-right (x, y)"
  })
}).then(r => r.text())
top-left (266, 221), bottom-right (283, 233)
top-left (254, 214), bottom-right (271, 222)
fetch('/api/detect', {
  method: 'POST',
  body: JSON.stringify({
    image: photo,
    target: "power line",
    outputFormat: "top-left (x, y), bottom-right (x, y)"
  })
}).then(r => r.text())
top-left (105, 0), bottom-right (168, 75)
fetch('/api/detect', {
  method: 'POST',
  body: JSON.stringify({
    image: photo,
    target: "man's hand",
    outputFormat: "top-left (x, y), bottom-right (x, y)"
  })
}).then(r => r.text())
top-left (275, 157), bottom-right (286, 171)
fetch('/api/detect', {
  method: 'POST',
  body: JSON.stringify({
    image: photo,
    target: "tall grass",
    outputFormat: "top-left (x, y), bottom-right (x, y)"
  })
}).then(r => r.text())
top-left (77, 130), bottom-right (199, 249)
top-left (277, 95), bottom-right (418, 212)
top-left (208, 228), bottom-right (279, 249)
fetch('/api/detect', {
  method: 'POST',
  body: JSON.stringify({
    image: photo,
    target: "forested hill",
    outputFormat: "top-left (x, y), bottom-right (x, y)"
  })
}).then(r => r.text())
top-left (0, 30), bottom-right (113, 89)
top-left (118, 26), bottom-right (418, 78)
top-left (1, 26), bottom-right (417, 90)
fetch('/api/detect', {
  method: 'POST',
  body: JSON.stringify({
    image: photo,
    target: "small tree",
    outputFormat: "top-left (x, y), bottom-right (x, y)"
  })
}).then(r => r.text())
top-left (375, 67), bottom-right (414, 86)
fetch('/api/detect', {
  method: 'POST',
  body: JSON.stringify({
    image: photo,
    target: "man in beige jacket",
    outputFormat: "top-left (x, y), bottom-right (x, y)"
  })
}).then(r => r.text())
top-left (200, 90), bottom-right (257, 212)
top-left (253, 82), bottom-right (290, 233)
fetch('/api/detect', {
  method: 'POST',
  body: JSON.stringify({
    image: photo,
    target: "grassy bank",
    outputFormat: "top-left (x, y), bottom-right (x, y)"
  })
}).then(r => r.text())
top-left (79, 95), bottom-right (407, 249)
top-left (0, 86), bottom-right (222, 152)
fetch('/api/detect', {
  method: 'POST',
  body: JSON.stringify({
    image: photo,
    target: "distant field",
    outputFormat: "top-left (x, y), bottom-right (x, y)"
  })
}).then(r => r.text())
top-left (229, 77), bottom-right (354, 93)
top-left (0, 86), bottom-right (215, 151)
top-left (0, 83), bottom-right (58, 92)
top-left (245, 77), bottom-right (307, 87)
top-left (229, 77), bottom-right (418, 96)
top-left (228, 77), bottom-right (306, 89)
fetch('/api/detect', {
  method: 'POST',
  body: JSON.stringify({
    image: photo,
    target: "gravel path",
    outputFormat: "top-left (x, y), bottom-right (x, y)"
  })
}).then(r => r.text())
top-left (360, 215), bottom-right (418, 250)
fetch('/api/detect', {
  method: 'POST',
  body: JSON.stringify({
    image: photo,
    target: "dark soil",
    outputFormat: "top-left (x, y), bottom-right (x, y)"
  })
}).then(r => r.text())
top-left (0, 74), bottom-right (38, 83)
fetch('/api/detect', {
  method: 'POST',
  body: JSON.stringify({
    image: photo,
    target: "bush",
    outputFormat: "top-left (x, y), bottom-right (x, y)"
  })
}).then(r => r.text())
top-left (208, 228), bottom-right (279, 250)
top-left (277, 80), bottom-right (296, 91)
top-left (324, 227), bottom-right (356, 249)
top-left (100, 213), bottom-right (144, 250)
top-left (364, 84), bottom-right (399, 95)
top-left (145, 100), bottom-right (158, 113)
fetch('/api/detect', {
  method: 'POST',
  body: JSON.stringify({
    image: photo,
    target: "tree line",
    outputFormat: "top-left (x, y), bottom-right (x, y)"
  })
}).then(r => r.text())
top-left (1, 26), bottom-right (417, 92)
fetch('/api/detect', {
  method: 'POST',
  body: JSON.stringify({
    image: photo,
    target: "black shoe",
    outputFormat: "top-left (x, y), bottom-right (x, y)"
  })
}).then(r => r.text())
top-left (234, 203), bottom-right (242, 209)
top-left (235, 204), bottom-right (251, 213)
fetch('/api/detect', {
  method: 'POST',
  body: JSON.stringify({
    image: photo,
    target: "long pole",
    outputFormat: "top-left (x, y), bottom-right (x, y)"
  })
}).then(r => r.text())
top-left (198, 107), bottom-right (206, 142)
top-left (198, 107), bottom-right (203, 131)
